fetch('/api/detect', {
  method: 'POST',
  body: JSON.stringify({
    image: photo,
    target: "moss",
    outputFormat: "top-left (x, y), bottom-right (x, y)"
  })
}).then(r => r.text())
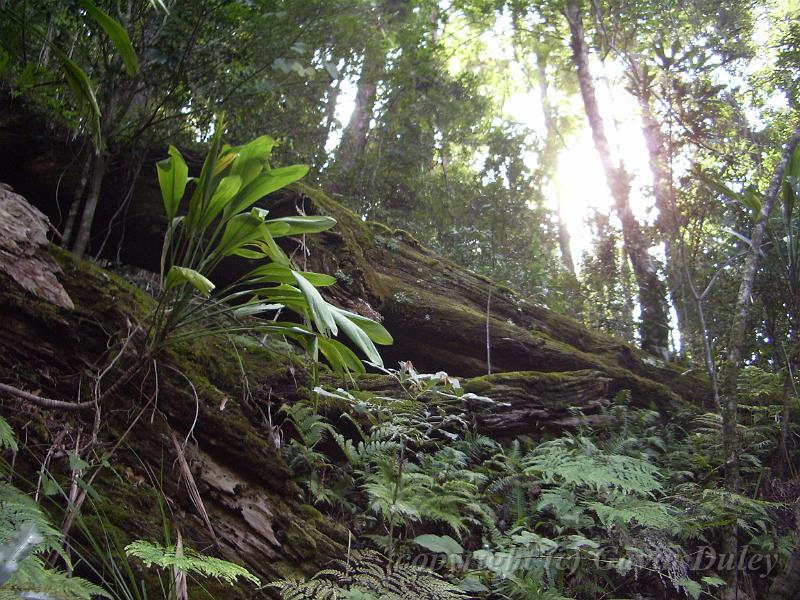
top-left (463, 378), bottom-right (493, 394)
top-left (299, 503), bottom-right (325, 524)
top-left (285, 521), bottom-right (319, 559)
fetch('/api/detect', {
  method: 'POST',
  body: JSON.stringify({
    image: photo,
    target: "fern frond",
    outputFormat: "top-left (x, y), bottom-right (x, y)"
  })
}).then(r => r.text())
top-left (269, 550), bottom-right (465, 600)
top-left (125, 540), bottom-right (260, 586)
top-left (524, 440), bottom-right (662, 496)
top-left (2, 556), bottom-right (109, 600)
top-left (584, 497), bottom-right (679, 531)
top-left (0, 417), bottom-right (17, 453)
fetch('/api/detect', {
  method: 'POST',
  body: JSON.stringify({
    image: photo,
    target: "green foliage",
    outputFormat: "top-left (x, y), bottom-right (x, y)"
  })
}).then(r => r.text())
top-left (124, 541), bottom-right (259, 587)
top-left (268, 550), bottom-right (465, 600)
top-left (523, 437), bottom-right (663, 496)
top-left (0, 425), bottom-right (108, 599)
top-left (0, 417), bottom-right (17, 453)
top-left (150, 121), bottom-right (391, 374)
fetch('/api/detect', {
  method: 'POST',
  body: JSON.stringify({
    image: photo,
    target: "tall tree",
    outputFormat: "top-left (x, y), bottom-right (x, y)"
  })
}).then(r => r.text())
top-left (564, 0), bottom-right (671, 358)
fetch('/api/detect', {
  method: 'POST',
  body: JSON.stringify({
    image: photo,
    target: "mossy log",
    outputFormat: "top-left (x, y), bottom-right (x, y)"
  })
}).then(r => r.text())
top-left (0, 246), bottom-right (346, 596)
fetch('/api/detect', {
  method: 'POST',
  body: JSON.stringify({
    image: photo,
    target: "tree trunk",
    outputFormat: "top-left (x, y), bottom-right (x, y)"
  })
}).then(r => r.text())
top-left (634, 77), bottom-right (697, 359)
top-left (71, 149), bottom-right (108, 257)
top-left (335, 47), bottom-right (383, 175)
top-left (61, 151), bottom-right (93, 248)
top-left (565, 0), bottom-right (671, 359)
top-left (727, 122), bottom-right (800, 599)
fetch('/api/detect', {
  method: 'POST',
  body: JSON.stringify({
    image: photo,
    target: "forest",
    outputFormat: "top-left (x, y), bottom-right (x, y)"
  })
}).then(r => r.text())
top-left (0, 0), bottom-right (799, 598)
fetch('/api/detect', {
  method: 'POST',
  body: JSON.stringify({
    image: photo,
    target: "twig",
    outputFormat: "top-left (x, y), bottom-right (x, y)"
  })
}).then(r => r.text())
top-left (0, 382), bottom-right (95, 411)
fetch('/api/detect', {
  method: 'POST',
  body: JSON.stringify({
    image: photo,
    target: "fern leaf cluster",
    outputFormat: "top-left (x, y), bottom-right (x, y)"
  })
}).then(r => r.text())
top-left (269, 550), bottom-right (465, 599)
top-left (124, 540), bottom-right (260, 586)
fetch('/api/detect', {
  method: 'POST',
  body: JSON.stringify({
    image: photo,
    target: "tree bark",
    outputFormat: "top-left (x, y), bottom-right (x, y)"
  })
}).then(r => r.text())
top-left (565, 0), bottom-right (671, 359)
top-left (61, 151), bottom-right (93, 248)
top-left (335, 46), bottom-right (383, 176)
top-left (71, 149), bottom-right (108, 257)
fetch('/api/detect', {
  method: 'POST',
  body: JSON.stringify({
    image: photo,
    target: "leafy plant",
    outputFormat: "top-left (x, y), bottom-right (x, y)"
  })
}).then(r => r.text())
top-left (0, 421), bottom-right (108, 600)
top-left (149, 117), bottom-right (392, 373)
top-left (125, 540), bottom-right (259, 587)
top-left (268, 549), bottom-right (465, 600)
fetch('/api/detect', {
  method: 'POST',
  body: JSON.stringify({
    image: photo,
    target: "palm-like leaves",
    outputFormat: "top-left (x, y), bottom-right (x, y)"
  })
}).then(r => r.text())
top-left (150, 118), bottom-right (392, 373)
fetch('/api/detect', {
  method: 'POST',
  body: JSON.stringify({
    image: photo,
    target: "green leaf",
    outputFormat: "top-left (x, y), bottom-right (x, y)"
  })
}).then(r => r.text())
top-left (265, 221), bottom-right (292, 238)
top-left (458, 577), bottom-right (489, 593)
top-left (266, 215), bottom-right (337, 237)
top-left (53, 48), bottom-right (101, 149)
top-left (228, 165), bottom-right (309, 215)
top-left (125, 540), bottom-right (260, 585)
top-left (412, 534), bottom-right (464, 555)
top-left (166, 266), bottom-right (215, 297)
top-left (248, 263), bottom-right (336, 287)
top-left (331, 307), bottom-right (382, 366)
top-left (80, 0), bottom-right (139, 76)
top-left (157, 146), bottom-right (189, 222)
top-left (333, 307), bottom-right (393, 344)
top-left (231, 302), bottom-right (283, 318)
top-left (68, 452), bottom-right (91, 472)
top-left (201, 174), bottom-right (242, 228)
top-left (230, 135), bottom-right (274, 186)
top-left (0, 415), bottom-right (18, 452)
top-left (318, 337), bottom-right (366, 374)
top-left (215, 210), bottom-right (267, 257)
top-left (292, 271), bottom-right (337, 335)
top-left (677, 578), bottom-right (702, 600)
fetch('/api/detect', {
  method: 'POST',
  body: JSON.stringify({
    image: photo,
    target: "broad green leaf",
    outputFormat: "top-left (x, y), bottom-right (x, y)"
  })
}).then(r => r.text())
top-left (333, 307), bottom-right (393, 344)
top-left (215, 210), bottom-right (267, 257)
top-left (230, 135), bottom-right (274, 186)
top-left (249, 263), bottom-right (336, 286)
top-left (331, 307), bottom-right (382, 366)
top-left (228, 165), bottom-right (309, 215)
top-left (166, 266), bottom-right (215, 297)
top-left (80, 0), bottom-right (139, 76)
top-left (318, 337), bottom-right (366, 374)
top-left (201, 174), bottom-right (242, 227)
top-left (157, 146), bottom-right (189, 221)
top-left (232, 302), bottom-right (283, 318)
top-left (212, 150), bottom-right (237, 176)
top-left (292, 271), bottom-right (337, 335)
top-left (266, 215), bottom-right (337, 237)
top-left (413, 534), bottom-right (464, 555)
top-left (265, 221), bottom-right (292, 237)
top-left (230, 247), bottom-right (265, 260)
